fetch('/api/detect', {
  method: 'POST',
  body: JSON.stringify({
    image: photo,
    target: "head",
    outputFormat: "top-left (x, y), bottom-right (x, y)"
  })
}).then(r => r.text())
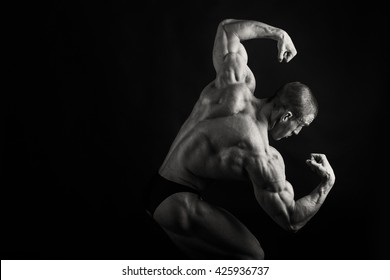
top-left (268, 82), bottom-right (318, 140)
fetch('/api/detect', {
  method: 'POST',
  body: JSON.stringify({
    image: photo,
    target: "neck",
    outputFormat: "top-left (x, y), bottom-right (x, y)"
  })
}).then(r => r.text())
top-left (255, 98), bottom-right (275, 130)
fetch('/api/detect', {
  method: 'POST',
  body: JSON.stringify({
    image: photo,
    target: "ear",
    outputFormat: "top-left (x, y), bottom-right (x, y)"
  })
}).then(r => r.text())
top-left (280, 111), bottom-right (293, 122)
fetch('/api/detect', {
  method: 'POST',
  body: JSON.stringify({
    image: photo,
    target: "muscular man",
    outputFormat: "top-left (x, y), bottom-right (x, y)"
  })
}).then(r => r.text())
top-left (144, 19), bottom-right (335, 259)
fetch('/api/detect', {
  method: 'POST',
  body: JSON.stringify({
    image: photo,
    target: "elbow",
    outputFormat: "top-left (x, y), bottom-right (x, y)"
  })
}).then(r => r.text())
top-left (220, 19), bottom-right (236, 26)
top-left (219, 19), bottom-right (239, 32)
top-left (277, 220), bottom-right (301, 233)
top-left (288, 225), bottom-right (301, 233)
top-left (285, 223), bottom-right (304, 233)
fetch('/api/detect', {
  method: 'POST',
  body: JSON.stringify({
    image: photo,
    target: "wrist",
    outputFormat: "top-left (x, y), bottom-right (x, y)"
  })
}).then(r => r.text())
top-left (275, 29), bottom-right (287, 41)
top-left (321, 174), bottom-right (335, 187)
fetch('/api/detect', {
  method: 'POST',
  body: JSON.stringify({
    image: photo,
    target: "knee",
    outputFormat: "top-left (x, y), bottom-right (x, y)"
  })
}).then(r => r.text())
top-left (241, 246), bottom-right (265, 260)
top-left (153, 193), bottom-right (197, 234)
top-left (238, 241), bottom-right (265, 260)
top-left (249, 247), bottom-right (265, 259)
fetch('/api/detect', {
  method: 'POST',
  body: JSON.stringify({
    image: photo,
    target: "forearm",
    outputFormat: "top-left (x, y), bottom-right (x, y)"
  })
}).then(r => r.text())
top-left (212, 19), bottom-right (294, 74)
top-left (254, 154), bottom-right (335, 232)
top-left (290, 180), bottom-right (334, 231)
top-left (222, 20), bottom-right (285, 52)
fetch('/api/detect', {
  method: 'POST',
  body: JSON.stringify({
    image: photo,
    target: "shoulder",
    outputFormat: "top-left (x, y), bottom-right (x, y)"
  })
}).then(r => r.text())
top-left (246, 145), bottom-right (286, 188)
top-left (248, 146), bottom-right (285, 169)
top-left (200, 82), bottom-right (253, 107)
top-left (265, 146), bottom-right (284, 163)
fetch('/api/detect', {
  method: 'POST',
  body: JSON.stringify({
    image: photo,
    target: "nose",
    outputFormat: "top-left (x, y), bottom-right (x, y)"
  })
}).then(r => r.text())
top-left (293, 127), bottom-right (302, 135)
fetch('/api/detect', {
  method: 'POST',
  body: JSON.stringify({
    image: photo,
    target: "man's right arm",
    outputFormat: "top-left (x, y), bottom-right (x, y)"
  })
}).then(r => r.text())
top-left (212, 19), bottom-right (297, 74)
top-left (248, 153), bottom-right (336, 232)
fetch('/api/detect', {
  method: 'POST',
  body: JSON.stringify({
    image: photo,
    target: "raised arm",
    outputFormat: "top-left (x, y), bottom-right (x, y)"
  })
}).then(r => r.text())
top-left (247, 153), bottom-right (336, 232)
top-left (212, 19), bottom-right (297, 74)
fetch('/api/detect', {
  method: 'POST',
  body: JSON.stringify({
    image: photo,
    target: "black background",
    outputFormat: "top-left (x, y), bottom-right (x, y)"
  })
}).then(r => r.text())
top-left (3, 0), bottom-right (389, 259)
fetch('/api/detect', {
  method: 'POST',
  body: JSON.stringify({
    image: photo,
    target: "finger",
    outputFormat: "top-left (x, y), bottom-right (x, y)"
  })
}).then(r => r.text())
top-left (311, 153), bottom-right (323, 158)
top-left (311, 153), bottom-right (326, 163)
top-left (306, 160), bottom-right (324, 174)
top-left (320, 154), bottom-right (329, 165)
top-left (310, 154), bottom-right (332, 171)
top-left (307, 159), bottom-right (321, 168)
top-left (306, 159), bottom-right (316, 171)
top-left (306, 159), bottom-right (322, 167)
top-left (284, 52), bottom-right (290, 62)
top-left (278, 48), bottom-right (286, 63)
top-left (285, 53), bottom-right (291, 63)
top-left (306, 159), bottom-right (314, 170)
top-left (311, 153), bottom-right (325, 157)
top-left (285, 51), bottom-right (295, 63)
top-left (307, 159), bottom-right (328, 175)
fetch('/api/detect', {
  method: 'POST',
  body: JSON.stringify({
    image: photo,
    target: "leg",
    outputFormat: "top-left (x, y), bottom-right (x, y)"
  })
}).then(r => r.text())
top-left (153, 192), bottom-right (264, 259)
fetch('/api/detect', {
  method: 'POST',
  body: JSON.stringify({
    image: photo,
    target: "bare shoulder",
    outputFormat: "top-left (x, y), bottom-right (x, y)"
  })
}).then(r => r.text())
top-left (257, 146), bottom-right (285, 172)
top-left (266, 146), bottom-right (285, 163)
top-left (200, 81), bottom-right (252, 105)
top-left (248, 145), bottom-right (284, 164)
top-left (193, 82), bottom-right (254, 120)
top-left (246, 145), bottom-right (286, 190)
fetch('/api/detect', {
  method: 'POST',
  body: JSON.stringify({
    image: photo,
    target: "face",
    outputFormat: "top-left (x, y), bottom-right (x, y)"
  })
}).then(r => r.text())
top-left (270, 112), bottom-right (315, 141)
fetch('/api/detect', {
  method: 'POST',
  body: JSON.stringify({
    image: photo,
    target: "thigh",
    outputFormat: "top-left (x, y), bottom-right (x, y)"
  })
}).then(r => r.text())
top-left (153, 192), bottom-right (264, 259)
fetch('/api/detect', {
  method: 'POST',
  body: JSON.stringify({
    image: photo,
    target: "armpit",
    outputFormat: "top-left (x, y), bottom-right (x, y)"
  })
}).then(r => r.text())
top-left (245, 65), bottom-right (256, 93)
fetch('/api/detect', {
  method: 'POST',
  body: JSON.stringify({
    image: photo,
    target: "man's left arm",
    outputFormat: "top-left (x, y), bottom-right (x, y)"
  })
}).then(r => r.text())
top-left (249, 153), bottom-right (336, 232)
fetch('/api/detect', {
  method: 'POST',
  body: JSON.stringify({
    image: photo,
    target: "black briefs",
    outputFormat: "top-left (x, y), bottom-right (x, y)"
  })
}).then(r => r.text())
top-left (143, 174), bottom-right (200, 216)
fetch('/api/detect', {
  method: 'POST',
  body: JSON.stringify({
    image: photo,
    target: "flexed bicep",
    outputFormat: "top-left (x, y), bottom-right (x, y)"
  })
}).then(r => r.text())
top-left (212, 20), bottom-right (249, 88)
top-left (252, 176), bottom-right (297, 231)
top-left (212, 19), bottom-right (242, 72)
top-left (247, 151), bottom-right (337, 232)
top-left (212, 19), bottom-right (297, 79)
top-left (245, 151), bottom-right (298, 231)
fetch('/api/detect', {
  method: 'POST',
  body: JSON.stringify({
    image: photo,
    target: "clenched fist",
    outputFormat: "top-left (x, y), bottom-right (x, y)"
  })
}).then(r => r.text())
top-left (277, 30), bottom-right (297, 63)
top-left (306, 153), bottom-right (336, 186)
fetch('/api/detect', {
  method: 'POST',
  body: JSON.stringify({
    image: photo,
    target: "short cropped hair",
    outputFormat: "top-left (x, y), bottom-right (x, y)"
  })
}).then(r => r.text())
top-left (270, 82), bottom-right (318, 120)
